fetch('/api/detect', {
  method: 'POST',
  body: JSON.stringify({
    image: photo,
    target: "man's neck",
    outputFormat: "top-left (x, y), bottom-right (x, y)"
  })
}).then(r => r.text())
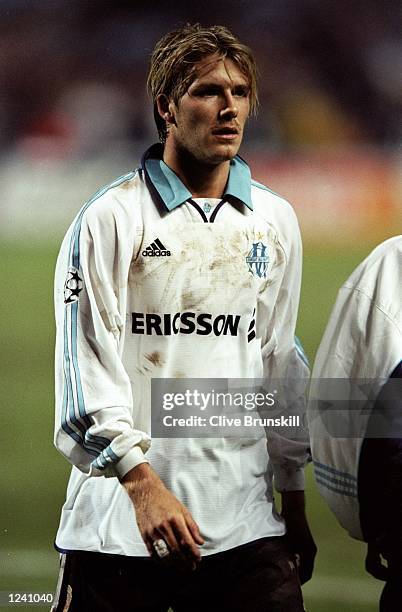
top-left (162, 143), bottom-right (230, 198)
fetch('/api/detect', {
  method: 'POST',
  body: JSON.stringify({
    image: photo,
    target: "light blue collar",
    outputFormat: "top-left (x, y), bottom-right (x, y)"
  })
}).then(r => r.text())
top-left (142, 144), bottom-right (253, 211)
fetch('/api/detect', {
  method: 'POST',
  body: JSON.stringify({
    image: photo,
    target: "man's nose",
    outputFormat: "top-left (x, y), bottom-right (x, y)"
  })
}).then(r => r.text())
top-left (219, 92), bottom-right (238, 119)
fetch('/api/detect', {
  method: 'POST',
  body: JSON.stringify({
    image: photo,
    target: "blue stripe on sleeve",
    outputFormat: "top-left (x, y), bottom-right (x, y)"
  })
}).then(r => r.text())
top-left (313, 460), bottom-right (357, 482)
top-left (314, 469), bottom-right (358, 494)
top-left (61, 303), bottom-right (104, 456)
top-left (313, 460), bottom-right (358, 498)
top-left (91, 446), bottom-right (121, 471)
top-left (316, 476), bottom-right (358, 498)
top-left (295, 335), bottom-right (309, 367)
top-left (61, 171), bottom-right (137, 466)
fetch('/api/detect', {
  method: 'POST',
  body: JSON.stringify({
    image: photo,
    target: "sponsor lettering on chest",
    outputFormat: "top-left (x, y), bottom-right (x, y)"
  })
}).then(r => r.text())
top-left (132, 312), bottom-right (241, 336)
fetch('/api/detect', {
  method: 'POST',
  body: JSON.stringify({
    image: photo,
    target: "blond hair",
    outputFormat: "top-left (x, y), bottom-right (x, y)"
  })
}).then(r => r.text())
top-left (147, 23), bottom-right (258, 142)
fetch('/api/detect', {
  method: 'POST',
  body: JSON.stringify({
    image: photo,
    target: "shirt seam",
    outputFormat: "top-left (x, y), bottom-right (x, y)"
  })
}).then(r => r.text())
top-left (343, 285), bottom-right (402, 333)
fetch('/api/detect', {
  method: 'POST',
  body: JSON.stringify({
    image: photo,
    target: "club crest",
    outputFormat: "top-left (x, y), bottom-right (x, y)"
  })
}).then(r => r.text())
top-left (64, 267), bottom-right (83, 304)
top-left (246, 241), bottom-right (269, 278)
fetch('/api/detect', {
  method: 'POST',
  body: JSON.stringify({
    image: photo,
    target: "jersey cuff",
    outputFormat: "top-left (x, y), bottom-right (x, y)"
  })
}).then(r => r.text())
top-left (114, 446), bottom-right (149, 479)
top-left (273, 466), bottom-right (305, 492)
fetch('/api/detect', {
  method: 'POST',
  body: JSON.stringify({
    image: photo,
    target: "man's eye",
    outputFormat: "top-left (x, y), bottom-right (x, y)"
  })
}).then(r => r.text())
top-left (233, 87), bottom-right (249, 97)
top-left (196, 88), bottom-right (219, 97)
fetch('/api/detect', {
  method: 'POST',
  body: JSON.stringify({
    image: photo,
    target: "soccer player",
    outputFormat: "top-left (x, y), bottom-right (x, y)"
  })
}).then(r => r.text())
top-left (52, 24), bottom-right (316, 611)
top-left (308, 236), bottom-right (402, 611)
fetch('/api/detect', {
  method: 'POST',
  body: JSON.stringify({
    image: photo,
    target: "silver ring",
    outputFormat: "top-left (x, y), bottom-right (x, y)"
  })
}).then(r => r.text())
top-left (153, 538), bottom-right (170, 559)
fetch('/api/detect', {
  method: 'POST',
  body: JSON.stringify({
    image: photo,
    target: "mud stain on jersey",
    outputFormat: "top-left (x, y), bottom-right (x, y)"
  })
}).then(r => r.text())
top-left (181, 291), bottom-right (198, 311)
top-left (145, 351), bottom-right (164, 367)
top-left (119, 180), bottom-right (133, 190)
top-left (129, 258), bottom-right (145, 276)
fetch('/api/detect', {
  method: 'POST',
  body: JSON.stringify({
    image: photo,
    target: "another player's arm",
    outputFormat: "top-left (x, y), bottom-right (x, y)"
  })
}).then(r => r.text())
top-left (258, 206), bottom-right (316, 583)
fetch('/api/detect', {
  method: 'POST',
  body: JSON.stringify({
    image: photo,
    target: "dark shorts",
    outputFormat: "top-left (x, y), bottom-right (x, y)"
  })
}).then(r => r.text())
top-left (52, 536), bottom-right (304, 612)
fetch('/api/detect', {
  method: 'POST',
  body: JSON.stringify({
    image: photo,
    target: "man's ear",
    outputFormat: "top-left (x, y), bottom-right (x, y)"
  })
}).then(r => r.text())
top-left (156, 94), bottom-right (176, 125)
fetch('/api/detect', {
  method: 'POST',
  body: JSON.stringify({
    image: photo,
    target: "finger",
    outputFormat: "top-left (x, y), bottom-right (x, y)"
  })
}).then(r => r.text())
top-left (171, 516), bottom-right (202, 562)
top-left (184, 510), bottom-right (205, 545)
top-left (156, 522), bottom-right (181, 555)
top-left (142, 531), bottom-right (156, 557)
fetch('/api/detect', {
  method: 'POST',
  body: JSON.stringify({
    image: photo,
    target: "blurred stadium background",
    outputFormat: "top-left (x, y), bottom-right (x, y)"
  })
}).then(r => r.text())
top-left (1, 1), bottom-right (401, 610)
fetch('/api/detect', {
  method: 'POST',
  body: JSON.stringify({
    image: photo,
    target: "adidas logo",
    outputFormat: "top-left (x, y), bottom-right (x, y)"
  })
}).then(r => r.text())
top-left (142, 238), bottom-right (171, 257)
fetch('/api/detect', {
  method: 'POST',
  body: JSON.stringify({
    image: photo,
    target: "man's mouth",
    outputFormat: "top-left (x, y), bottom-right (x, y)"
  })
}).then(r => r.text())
top-left (212, 126), bottom-right (239, 139)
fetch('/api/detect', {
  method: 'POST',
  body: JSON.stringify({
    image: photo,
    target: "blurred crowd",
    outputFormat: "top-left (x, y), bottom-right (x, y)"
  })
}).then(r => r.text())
top-left (1, 0), bottom-right (401, 160)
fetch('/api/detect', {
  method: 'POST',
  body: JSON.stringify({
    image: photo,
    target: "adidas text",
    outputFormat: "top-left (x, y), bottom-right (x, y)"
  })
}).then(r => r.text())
top-left (143, 249), bottom-right (171, 257)
top-left (142, 238), bottom-right (171, 257)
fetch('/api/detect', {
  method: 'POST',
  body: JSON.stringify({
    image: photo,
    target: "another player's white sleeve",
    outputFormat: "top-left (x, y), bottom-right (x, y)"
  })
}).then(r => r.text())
top-left (257, 207), bottom-right (310, 492)
top-left (54, 201), bottom-right (150, 478)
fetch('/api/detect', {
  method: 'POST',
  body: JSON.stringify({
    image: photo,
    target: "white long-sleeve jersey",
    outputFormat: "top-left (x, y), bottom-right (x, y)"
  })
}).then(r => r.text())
top-left (54, 144), bottom-right (310, 556)
top-left (308, 236), bottom-right (402, 540)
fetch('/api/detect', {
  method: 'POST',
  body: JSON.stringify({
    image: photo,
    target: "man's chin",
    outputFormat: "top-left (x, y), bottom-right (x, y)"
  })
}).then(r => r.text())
top-left (207, 143), bottom-right (241, 164)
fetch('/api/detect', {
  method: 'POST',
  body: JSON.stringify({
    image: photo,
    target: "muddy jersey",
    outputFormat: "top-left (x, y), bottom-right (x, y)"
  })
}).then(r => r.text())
top-left (54, 144), bottom-right (309, 556)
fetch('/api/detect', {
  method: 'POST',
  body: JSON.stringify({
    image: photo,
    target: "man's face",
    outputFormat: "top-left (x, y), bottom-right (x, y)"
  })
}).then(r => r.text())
top-left (167, 55), bottom-right (250, 165)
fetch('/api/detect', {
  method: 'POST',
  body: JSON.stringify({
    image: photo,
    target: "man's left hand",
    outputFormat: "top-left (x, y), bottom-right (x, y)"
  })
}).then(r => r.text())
top-left (281, 490), bottom-right (317, 585)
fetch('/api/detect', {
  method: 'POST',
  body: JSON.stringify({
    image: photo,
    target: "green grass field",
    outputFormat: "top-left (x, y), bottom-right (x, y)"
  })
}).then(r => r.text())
top-left (0, 240), bottom-right (385, 611)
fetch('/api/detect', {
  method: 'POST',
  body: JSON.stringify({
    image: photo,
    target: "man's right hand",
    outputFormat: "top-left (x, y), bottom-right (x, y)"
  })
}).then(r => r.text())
top-left (121, 463), bottom-right (204, 570)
